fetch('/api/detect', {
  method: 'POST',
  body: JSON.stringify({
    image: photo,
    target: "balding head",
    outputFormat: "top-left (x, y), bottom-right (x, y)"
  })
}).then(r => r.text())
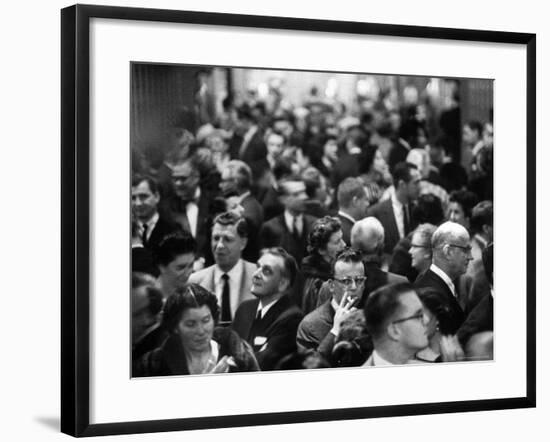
top-left (351, 217), bottom-right (385, 255)
top-left (431, 221), bottom-right (472, 279)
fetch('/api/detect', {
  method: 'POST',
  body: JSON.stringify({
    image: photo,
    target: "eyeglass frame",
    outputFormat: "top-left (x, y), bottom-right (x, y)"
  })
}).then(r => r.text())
top-left (447, 243), bottom-right (472, 254)
top-left (333, 276), bottom-right (367, 287)
top-left (391, 312), bottom-right (428, 325)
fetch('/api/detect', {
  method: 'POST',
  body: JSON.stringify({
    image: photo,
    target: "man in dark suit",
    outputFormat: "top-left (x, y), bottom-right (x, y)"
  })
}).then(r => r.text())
top-left (331, 125), bottom-right (368, 188)
top-left (229, 104), bottom-right (267, 166)
top-left (350, 217), bottom-right (408, 304)
top-left (259, 178), bottom-right (317, 267)
top-left (159, 157), bottom-right (217, 262)
top-left (414, 221), bottom-right (472, 334)
top-left (220, 160), bottom-right (264, 263)
top-left (188, 212), bottom-right (256, 326)
top-left (336, 177), bottom-right (369, 245)
top-left (232, 247), bottom-right (303, 370)
top-left (131, 174), bottom-right (182, 252)
top-left (367, 162), bottom-right (421, 255)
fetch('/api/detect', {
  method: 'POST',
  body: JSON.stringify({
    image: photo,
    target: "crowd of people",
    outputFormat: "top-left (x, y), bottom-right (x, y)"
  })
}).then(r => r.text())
top-left (131, 80), bottom-right (494, 376)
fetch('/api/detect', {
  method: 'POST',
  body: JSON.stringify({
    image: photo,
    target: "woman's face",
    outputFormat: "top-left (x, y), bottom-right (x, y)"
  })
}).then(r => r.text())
top-left (176, 305), bottom-right (214, 353)
top-left (323, 139), bottom-right (338, 162)
top-left (446, 202), bottom-right (468, 228)
top-left (321, 229), bottom-right (346, 262)
top-left (372, 149), bottom-right (388, 174)
top-left (409, 232), bottom-right (432, 271)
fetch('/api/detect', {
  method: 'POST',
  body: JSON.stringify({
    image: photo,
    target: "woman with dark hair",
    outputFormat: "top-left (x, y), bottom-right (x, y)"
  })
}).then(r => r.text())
top-left (414, 287), bottom-right (465, 363)
top-left (446, 189), bottom-right (478, 230)
top-left (301, 216), bottom-right (346, 314)
top-left (358, 144), bottom-right (392, 205)
top-left (133, 283), bottom-right (258, 376)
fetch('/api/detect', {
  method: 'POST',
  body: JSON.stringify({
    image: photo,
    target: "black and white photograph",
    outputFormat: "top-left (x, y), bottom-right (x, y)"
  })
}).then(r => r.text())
top-left (130, 64), bottom-right (495, 376)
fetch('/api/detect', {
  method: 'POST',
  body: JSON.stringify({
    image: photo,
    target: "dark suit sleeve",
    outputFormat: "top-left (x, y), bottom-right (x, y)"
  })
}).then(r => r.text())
top-left (259, 221), bottom-right (280, 250)
top-left (256, 310), bottom-right (303, 370)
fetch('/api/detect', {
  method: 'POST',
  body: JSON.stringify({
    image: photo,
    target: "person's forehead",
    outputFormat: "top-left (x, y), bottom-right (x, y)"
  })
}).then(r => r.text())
top-left (268, 133), bottom-right (284, 143)
top-left (132, 180), bottom-right (153, 194)
top-left (212, 223), bottom-right (238, 237)
top-left (284, 181), bottom-right (306, 194)
top-left (170, 252), bottom-right (195, 265)
top-left (398, 291), bottom-right (423, 313)
top-left (334, 260), bottom-right (364, 277)
top-left (259, 253), bottom-right (283, 271)
top-left (181, 305), bottom-right (211, 320)
top-left (172, 163), bottom-right (195, 176)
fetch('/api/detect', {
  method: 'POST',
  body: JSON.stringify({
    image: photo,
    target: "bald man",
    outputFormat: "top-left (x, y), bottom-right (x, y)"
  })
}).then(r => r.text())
top-left (350, 217), bottom-right (407, 305)
top-left (414, 221), bottom-right (472, 334)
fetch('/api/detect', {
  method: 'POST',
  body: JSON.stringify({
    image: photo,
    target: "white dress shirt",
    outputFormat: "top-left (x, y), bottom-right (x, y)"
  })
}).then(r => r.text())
top-left (139, 212), bottom-right (159, 243)
top-left (213, 259), bottom-right (244, 317)
top-left (370, 350), bottom-right (395, 366)
top-left (430, 263), bottom-right (457, 297)
top-left (256, 297), bottom-right (280, 319)
top-left (391, 191), bottom-right (406, 239)
top-left (284, 210), bottom-right (303, 236)
top-left (337, 210), bottom-right (356, 225)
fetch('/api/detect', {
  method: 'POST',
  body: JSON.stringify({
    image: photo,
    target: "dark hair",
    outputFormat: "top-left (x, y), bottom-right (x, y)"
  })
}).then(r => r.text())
top-left (358, 145), bottom-right (379, 175)
top-left (470, 201), bottom-right (493, 234)
top-left (161, 283), bottom-right (220, 333)
top-left (412, 193), bottom-right (444, 225)
top-left (332, 247), bottom-right (364, 275)
top-left (261, 247), bottom-right (298, 288)
top-left (225, 160), bottom-right (253, 190)
top-left (301, 167), bottom-right (322, 199)
top-left (155, 232), bottom-right (197, 267)
top-left (132, 174), bottom-right (159, 195)
top-left (272, 159), bottom-right (294, 182)
top-left (307, 216), bottom-right (342, 254)
top-left (449, 190), bottom-right (479, 220)
top-left (417, 287), bottom-right (462, 335)
top-left (364, 282), bottom-right (416, 340)
top-left (212, 211), bottom-right (249, 238)
top-left (391, 162), bottom-right (418, 187)
top-left (236, 104), bottom-right (255, 123)
top-left (465, 120), bottom-right (483, 137)
top-left (132, 272), bottom-right (165, 317)
top-left (337, 177), bottom-right (366, 208)
top-left (483, 242), bottom-right (493, 286)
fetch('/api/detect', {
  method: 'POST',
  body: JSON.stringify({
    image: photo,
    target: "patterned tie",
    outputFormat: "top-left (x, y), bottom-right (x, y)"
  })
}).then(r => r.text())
top-left (221, 274), bottom-right (231, 323)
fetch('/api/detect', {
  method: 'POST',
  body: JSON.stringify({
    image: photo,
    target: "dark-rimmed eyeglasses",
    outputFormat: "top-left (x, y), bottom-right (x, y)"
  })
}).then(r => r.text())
top-left (391, 312), bottom-right (427, 325)
top-left (334, 276), bottom-right (366, 287)
top-left (447, 243), bottom-right (472, 253)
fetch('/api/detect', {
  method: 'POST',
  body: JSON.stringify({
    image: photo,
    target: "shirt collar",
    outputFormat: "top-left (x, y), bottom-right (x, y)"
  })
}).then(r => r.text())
top-left (372, 350), bottom-right (395, 366)
top-left (284, 210), bottom-right (303, 230)
top-left (391, 188), bottom-right (404, 211)
top-left (430, 263), bottom-right (456, 296)
top-left (142, 211), bottom-right (159, 228)
top-left (214, 259), bottom-right (243, 282)
top-left (233, 191), bottom-right (251, 205)
top-left (338, 210), bottom-right (356, 224)
top-left (256, 297), bottom-right (280, 319)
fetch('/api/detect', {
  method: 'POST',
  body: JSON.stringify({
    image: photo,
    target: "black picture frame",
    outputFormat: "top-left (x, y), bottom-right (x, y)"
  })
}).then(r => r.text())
top-left (61, 4), bottom-right (536, 437)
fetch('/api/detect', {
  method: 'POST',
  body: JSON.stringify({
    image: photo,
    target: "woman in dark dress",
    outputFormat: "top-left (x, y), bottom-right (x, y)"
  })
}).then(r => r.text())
top-left (133, 283), bottom-right (258, 377)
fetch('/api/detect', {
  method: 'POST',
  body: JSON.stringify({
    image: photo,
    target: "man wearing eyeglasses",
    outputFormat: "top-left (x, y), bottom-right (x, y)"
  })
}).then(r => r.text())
top-left (363, 282), bottom-right (429, 366)
top-left (296, 248), bottom-right (365, 358)
top-left (414, 221), bottom-right (471, 334)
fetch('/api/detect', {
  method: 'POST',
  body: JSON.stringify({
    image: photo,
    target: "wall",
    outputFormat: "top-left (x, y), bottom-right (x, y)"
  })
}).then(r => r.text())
top-left (1, 1), bottom-right (545, 441)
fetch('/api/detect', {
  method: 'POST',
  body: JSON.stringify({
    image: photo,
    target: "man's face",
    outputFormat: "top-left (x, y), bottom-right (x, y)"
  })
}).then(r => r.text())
top-left (323, 139), bottom-right (338, 162)
top-left (251, 253), bottom-right (286, 299)
top-left (131, 180), bottom-right (159, 221)
top-left (446, 202), bottom-right (468, 227)
top-left (266, 133), bottom-right (285, 159)
top-left (280, 181), bottom-right (307, 213)
top-left (219, 169), bottom-right (239, 197)
top-left (352, 192), bottom-right (369, 219)
top-left (409, 231), bottom-right (431, 271)
top-left (211, 223), bottom-right (247, 271)
top-left (159, 253), bottom-right (195, 294)
top-left (391, 291), bottom-right (429, 351)
top-left (405, 168), bottom-right (422, 202)
top-left (462, 125), bottom-right (479, 146)
top-left (172, 162), bottom-right (200, 201)
top-left (446, 233), bottom-right (473, 277)
top-left (332, 260), bottom-right (365, 305)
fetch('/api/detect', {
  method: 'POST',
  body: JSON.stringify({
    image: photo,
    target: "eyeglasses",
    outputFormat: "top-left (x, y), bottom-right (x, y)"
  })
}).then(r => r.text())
top-left (410, 243), bottom-right (429, 249)
top-left (392, 312), bottom-right (427, 325)
top-left (447, 243), bottom-right (472, 254)
top-left (334, 276), bottom-right (366, 287)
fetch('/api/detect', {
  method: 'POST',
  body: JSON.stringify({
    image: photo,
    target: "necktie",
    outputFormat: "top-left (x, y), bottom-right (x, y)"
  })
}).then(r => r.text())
top-left (221, 274), bottom-right (231, 323)
top-left (292, 216), bottom-right (301, 239)
top-left (403, 204), bottom-right (411, 235)
top-left (141, 223), bottom-right (148, 246)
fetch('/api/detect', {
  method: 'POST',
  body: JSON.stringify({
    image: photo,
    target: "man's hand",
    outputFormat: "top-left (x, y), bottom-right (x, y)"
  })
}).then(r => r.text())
top-left (331, 290), bottom-right (357, 338)
top-left (439, 335), bottom-right (465, 362)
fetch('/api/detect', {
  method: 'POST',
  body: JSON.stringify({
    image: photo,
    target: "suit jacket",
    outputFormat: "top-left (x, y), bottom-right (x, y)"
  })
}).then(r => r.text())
top-left (232, 295), bottom-right (303, 370)
top-left (361, 258), bottom-right (408, 306)
top-left (230, 129), bottom-right (267, 166)
top-left (145, 215), bottom-right (182, 252)
top-left (260, 186), bottom-right (284, 222)
top-left (336, 213), bottom-right (355, 246)
top-left (331, 152), bottom-right (361, 188)
top-left (367, 198), bottom-right (403, 254)
top-left (259, 213), bottom-right (317, 266)
top-left (239, 193), bottom-right (264, 262)
top-left (296, 300), bottom-right (335, 358)
top-left (414, 269), bottom-right (466, 334)
top-left (187, 260), bottom-right (256, 320)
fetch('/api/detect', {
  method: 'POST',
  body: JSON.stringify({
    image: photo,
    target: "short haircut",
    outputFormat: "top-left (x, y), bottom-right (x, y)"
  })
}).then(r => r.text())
top-left (225, 160), bottom-right (253, 190)
top-left (391, 162), bottom-right (418, 187)
top-left (301, 166), bottom-right (322, 199)
top-left (337, 177), bottom-right (366, 208)
top-left (278, 177), bottom-right (305, 197)
top-left (272, 159), bottom-right (294, 182)
top-left (431, 221), bottom-right (469, 251)
top-left (350, 217), bottom-right (384, 255)
top-left (364, 282), bottom-right (416, 340)
top-left (212, 211), bottom-right (249, 238)
top-left (470, 201), bottom-right (493, 234)
top-left (412, 223), bottom-right (437, 249)
top-left (332, 247), bottom-right (364, 275)
top-left (155, 232), bottom-right (197, 267)
top-left (412, 194), bottom-right (444, 225)
top-left (132, 174), bottom-right (159, 195)
top-left (236, 104), bottom-right (255, 123)
top-left (417, 287), bottom-right (462, 335)
top-left (161, 283), bottom-right (220, 333)
top-left (261, 247), bottom-right (298, 288)
top-left (449, 190), bottom-right (479, 220)
top-left (307, 216), bottom-right (342, 254)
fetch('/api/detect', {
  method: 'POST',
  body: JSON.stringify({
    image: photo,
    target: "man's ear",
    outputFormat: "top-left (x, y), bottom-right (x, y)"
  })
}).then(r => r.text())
top-left (386, 322), bottom-right (400, 341)
top-left (240, 236), bottom-right (248, 251)
top-left (278, 277), bottom-right (290, 293)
